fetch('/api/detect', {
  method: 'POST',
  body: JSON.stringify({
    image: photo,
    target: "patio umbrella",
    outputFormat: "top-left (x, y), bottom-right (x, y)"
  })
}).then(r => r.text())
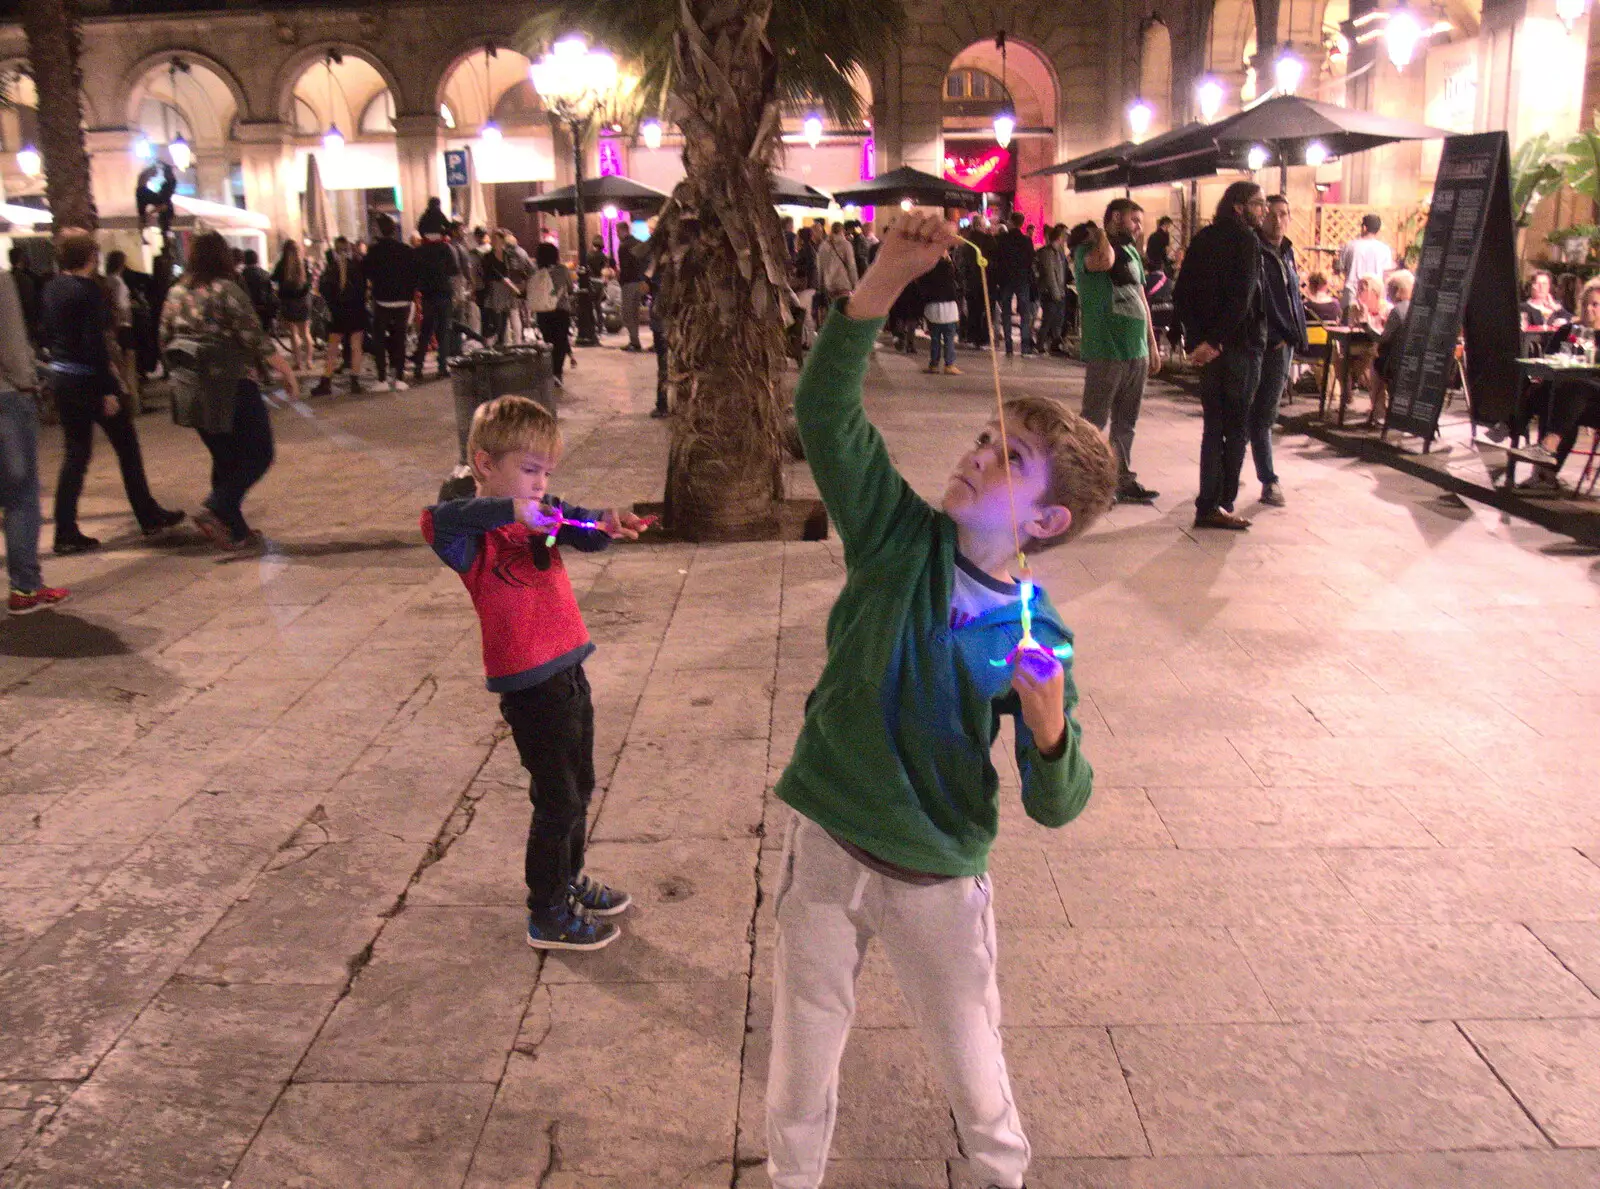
top-left (523, 175), bottom-right (671, 216)
top-left (303, 153), bottom-right (332, 252)
top-left (1122, 96), bottom-right (1451, 187)
top-left (830, 166), bottom-right (977, 210)
top-left (1027, 123), bottom-right (1216, 191)
top-left (770, 173), bottom-right (832, 208)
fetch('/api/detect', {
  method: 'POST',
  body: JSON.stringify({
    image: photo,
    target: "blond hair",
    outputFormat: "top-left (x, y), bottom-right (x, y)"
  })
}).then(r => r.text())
top-left (467, 395), bottom-right (560, 477)
top-left (1001, 395), bottom-right (1119, 551)
top-left (1386, 269), bottom-right (1415, 302)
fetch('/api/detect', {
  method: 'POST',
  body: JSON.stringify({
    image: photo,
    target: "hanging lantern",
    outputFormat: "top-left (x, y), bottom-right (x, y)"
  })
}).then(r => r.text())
top-left (803, 114), bottom-right (823, 148)
top-left (1556, 0), bottom-right (1588, 30)
top-left (992, 111), bottom-right (1015, 149)
top-left (1197, 76), bottom-right (1225, 121)
top-left (167, 134), bottom-right (192, 173)
top-left (480, 120), bottom-right (502, 146)
top-left (1127, 98), bottom-right (1153, 140)
top-left (1385, 10), bottom-right (1424, 69)
top-left (641, 119), bottom-right (662, 150)
top-left (1274, 49), bottom-right (1305, 95)
top-left (15, 144), bottom-right (40, 178)
top-left (323, 123), bottom-right (345, 154)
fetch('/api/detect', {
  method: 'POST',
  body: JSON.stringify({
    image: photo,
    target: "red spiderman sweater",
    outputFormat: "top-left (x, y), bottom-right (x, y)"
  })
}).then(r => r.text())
top-left (421, 496), bottom-right (611, 692)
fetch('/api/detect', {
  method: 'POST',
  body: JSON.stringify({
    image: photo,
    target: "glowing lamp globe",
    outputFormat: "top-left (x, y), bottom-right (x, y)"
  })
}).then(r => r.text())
top-left (167, 135), bottom-right (192, 173)
top-left (601, 203), bottom-right (619, 220)
top-left (1127, 98), bottom-right (1153, 140)
top-left (1305, 140), bottom-right (1329, 167)
top-left (1274, 50), bottom-right (1304, 95)
top-left (1247, 144), bottom-right (1269, 172)
top-left (480, 120), bottom-right (502, 146)
top-left (900, 198), bottom-right (913, 211)
top-left (803, 115), bottom-right (823, 148)
top-left (641, 119), bottom-right (662, 150)
top-left (1556, 0), bottom-right (1587, 30)
top-left (15, 145), bottom-right (40, 178)
top-left (323, 124), bottom-right (345, 154)
top-left (134, 138), bottom-right (154, 162)
top-left (993, 111), bottom-right (1015, 149)
top-left (1386, 10), bottom-right (1423, 69)
top-left (1197, 76), bottom-right (1224, 121)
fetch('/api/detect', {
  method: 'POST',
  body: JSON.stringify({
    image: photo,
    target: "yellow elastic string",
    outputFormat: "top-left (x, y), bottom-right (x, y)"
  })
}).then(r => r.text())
top-left (956, 234), bottom-right (1032, 604)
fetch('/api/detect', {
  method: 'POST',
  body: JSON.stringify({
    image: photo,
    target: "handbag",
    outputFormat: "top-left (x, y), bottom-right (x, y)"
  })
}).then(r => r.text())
top-left (164, 333), bottom-right (248, 434)
top-left (528, 268), bottom-right (559, 314)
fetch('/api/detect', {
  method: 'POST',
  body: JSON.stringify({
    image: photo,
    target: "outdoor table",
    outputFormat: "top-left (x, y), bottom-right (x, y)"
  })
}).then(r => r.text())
top-left (1503, 356), bottom-right (1600, 491)
top-left (1317, 325), bottom-right (1377, 426)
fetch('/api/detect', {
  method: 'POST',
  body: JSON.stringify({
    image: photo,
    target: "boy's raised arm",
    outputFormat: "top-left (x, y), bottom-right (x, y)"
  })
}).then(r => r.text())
top-left (422, 497), bottom-right (515, 572)
top-left (795, 215), bottom-right (963, 566)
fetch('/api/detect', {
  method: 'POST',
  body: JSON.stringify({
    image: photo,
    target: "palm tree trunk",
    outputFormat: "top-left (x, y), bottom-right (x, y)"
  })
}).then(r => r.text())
top-left (656, 0), bottom-right (792, 540)
top-left (19, 0), bottom-right (96, 230)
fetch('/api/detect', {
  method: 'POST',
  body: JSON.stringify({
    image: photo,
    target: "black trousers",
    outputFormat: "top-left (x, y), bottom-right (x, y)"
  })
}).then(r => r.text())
top-left (51, 373), bottom-right (161, 540)
top-left (196, 379), bottom-right (275, 540)
top-left (372, 304), bottom-right (409, 382)
top-left (500, 663), bottom-right (595, 914)
top-left (535, 309), bottom-right (572, 379)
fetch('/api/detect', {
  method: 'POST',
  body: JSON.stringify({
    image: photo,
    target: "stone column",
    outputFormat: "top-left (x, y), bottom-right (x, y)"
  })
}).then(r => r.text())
top-left (84, 128), bottom-right (140, 220)
top-left (1479, 0), bottom-right (1592, 144)
top-left (393, 112), bottom-right (445, 235)
top-left (194, 149), bottom-right (231, 205)
top-left (235, 121), bottom-right (298, 251)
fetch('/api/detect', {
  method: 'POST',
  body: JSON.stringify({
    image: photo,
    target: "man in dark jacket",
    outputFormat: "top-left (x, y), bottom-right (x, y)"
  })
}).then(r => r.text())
top-left (313, 237), bottom-right (368, 396)
top-left (238, 249), bottom-right (277, 333)
top-left (992, 211), bottom-right (1036, 356)
top-left (616, 223), bottom-right (647, 352)
top-left (1252, 194), bottom-right (1308, 508)
top-left (364, 213), bottom-right (416, 391)
top-left (1174, 180), bottom-right (1268, 530)
top-left (413, 220), bottom-right (459, 381)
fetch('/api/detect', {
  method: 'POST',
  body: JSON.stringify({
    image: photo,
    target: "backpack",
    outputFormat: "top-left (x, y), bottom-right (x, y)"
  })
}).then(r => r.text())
top-left (527, 268), bottom-right (559, 313)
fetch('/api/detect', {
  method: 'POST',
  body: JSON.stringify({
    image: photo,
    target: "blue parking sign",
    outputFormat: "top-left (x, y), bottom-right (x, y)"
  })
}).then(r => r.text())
top-left (445, 150), bottom-right (470, 188)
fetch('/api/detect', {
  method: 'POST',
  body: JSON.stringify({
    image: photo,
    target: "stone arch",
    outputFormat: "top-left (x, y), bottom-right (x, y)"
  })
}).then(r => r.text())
top-left (121, 49), bottom-right (247, 143)
top-left (273, 43), bottom-right (404, 132)
top-left (1138, 18), bottom-right (1174, 138)
top-left (1208, 0), bottom-right (1258, 110)
top-left (434, 42), bottom-right (538, 133)
top-left (940, 36), bottom-right (1060, 227)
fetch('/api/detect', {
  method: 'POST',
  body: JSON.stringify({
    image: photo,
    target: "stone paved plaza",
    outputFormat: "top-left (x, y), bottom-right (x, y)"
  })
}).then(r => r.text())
top-left (2, 337), bottom-right (1599, 1189)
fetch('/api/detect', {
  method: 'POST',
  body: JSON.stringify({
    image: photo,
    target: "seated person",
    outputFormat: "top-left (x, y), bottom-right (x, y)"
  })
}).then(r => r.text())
top-left (1513, 276), bottom-right (1600, 491)
top-left (1367, 270), bottom-right (1414, 428)
top-left (1303, 271), bottom-right (1343, 323)
top-left (1346, 274), bottom-right (1390, 335)
top-left (1520, 270), bottom-right (1572, 329)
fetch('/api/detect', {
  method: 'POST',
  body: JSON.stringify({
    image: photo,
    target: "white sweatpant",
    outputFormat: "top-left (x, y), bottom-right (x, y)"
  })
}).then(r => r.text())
top-left (766, 814), bottom-right (1029, 1189)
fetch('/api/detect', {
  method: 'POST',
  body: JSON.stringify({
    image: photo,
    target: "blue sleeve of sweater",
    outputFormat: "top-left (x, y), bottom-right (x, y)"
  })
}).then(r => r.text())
top-left (421, 497), bottom-right (515, 572)
top-left (549, 496), bottom-right (612, 553)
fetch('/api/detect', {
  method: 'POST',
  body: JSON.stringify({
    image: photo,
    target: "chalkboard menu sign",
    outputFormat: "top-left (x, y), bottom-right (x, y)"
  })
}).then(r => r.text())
top-left (1385, 132), bottom-right (1521, 446)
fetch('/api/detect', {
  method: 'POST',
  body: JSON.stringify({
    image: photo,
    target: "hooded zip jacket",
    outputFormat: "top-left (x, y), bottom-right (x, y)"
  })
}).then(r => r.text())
top-left (775, 305), bottom-right (1095, 877)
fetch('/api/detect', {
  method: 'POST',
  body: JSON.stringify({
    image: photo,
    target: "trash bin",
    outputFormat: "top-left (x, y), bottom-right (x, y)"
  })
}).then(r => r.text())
top-left (439, 345), bottom-right (554, 501)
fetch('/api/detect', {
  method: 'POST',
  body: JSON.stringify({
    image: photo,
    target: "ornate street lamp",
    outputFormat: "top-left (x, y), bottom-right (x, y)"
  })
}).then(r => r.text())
top-left (167, 134), bottom-right (193, 173)
top-left (479, 44), bottom-right (502, 147)
top-left (1127, 97), bottom-right (1153, 141)
top-left (1196, 75), bottom-right (1225, 121)
top-left (1274, 48), bottom-right (1305, 95)
top-left (321, 52), bottom-right (345, 154)
top-left (993, 30), bottom-right (1016, 149)
top-left (530, 35), bottom-right (618, 347)
top-left (1384, 10), bottom-right (1424, 68)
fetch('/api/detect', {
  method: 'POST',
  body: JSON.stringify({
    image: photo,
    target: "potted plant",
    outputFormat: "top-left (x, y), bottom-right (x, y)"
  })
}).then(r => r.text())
top-left (1545, 223), bottom-right (1600, 264)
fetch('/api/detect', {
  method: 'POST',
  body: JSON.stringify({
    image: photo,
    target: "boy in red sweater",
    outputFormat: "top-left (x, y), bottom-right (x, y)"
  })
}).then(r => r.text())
top-left (422, 396), bottom-right (650, 950)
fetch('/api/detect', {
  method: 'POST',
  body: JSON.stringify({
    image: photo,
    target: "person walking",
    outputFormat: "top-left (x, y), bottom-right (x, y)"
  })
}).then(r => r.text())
top-left (272, 239), bottom-right (314, 374)
top-left (0, 269), bottom-right (68, 614)
top-left (616, 223), bottom-right (647, 352)
top-left (312, 237), bottom-right (367, 396)
top-left (991, 212), bottom-right (1036, 357)
top-left (529, 241), bottom-right (574, 388)
top-left (818, 222), bottom-right (859, 305)
top-left (500, 230), bottom-right (533, 345)
top-left (103, 250), bottom-right (142, 416)
top-left (1252, 195), bottom-right (1308, 508)
top-left (1174, 181), bottom-right (1269, 531)
top-left (1337, 214), bottom-right (1394, 312)
top-left (1033, 226), bottom-right (1067, 358)
top-left (1075, 199), bottom-right (1162, 505)
top-left (238, 249), bottom-right (278, 338)
top-left (413, 218), bottom-right (459, 381)
top-left (40, 229), bottom-right (183, 554)
top-left (365, 213), bottom-right (416, 392)
top-left (917, 249), bottom-right (962, 375)
top-left (161, 232), bottom-right (299, 552)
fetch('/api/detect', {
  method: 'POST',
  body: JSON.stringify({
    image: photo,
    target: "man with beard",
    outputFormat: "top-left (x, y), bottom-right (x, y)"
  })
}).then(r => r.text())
top-left (1074, 199), bottom-right (1161, 504)
top-left (1174, 181), bottom-right (1269, 530)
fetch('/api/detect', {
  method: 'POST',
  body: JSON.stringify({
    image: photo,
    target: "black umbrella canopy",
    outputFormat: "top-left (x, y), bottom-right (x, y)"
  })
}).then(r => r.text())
top-left (1027, 123), bottom-right (1213, 190)
top-left (523, 175), bottom-right (671, 216)
top-left (770, 173), bottom-right (832, 208)
top-left (830, 166), bottom-right (978, 210)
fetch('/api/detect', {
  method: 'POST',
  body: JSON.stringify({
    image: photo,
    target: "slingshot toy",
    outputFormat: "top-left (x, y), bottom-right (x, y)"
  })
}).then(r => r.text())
top-left (954, 232), bottom-right (1075, 673)
top-left (540, 509), bottom-right (658, 547)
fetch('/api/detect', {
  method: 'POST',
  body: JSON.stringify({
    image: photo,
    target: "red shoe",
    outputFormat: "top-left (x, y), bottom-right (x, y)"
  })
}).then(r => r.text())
top-left (8, 586), bottom-right (70, 616)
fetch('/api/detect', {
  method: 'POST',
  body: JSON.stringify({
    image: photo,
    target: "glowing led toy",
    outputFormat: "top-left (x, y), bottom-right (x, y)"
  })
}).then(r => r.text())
top-left (539, 509), bottom-right (658, 547)
top-left (954, 230), bottom-right (1075, 673)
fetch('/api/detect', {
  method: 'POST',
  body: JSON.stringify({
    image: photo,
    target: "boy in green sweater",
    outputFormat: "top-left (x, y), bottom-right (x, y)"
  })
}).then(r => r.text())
top-left (766, 214), bottom-right (1118, 1189)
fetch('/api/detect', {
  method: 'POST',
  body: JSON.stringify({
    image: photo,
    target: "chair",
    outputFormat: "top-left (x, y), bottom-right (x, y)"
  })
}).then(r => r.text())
top-left (1292, 324), bottom-right (1331, 401)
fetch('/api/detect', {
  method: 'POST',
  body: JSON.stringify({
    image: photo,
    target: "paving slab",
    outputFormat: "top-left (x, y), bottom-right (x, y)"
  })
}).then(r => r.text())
top-left (1461, 1018), bottom-right (1600, 1146)
top-left (1144, 785), bottom-right (1437, 849)
top-left (1527, 920), bottom-right (1600, 995)
top-left (1319, 846), bottom-right (1600, 923)
top-left (1361, 1149), bottom-right (1600, 1187)
top-left (1025, 1154), bottom-right (1378, 1188)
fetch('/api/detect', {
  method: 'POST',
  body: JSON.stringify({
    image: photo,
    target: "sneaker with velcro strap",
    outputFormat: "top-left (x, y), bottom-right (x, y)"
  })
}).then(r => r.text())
top-left (570, 873), bottom-right (632, 916)
top-left (526, 902), bottom-right (620, 951)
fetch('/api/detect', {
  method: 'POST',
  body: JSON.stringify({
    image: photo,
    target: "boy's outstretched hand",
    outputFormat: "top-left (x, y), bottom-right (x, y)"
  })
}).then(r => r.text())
top-left (847, 213), bottom-right (962, 321)
top-left (600, 508), bottom-right (653, 540)
top-left (1012, 647), bottom-right (1068, 760)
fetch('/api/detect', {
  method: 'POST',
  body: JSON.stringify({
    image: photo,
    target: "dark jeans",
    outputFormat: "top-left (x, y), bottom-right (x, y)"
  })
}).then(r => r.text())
top-left (414, 293), bottom-right (455, 375)
top-left (1196, 347), bottom-right (1264, 516)
top-left (1250, 342), bottom-right (1293, 486)
top-left (372, 303), bottom-right (409, 382)
top-left (0, 390), bottom-right (42, 591)
top-left (536, 309), bottom-right (573, 379)
top-left (928, 322), bottom-right (957, 368)
top-left (500, 664), bottom-right (595, 914)
top-left (196, 379), bottom-right (274, 540)
top-left (651, 302), bottom-right (668, 412)
top-left (994, 283), bottom-right (1034, 354)
top-left (1038, 297), bottom-right (1066, 351)
top-left (1537, 378), bottom-right (1600, 469)
top-left (51, 374), bottom-right (162, 541)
